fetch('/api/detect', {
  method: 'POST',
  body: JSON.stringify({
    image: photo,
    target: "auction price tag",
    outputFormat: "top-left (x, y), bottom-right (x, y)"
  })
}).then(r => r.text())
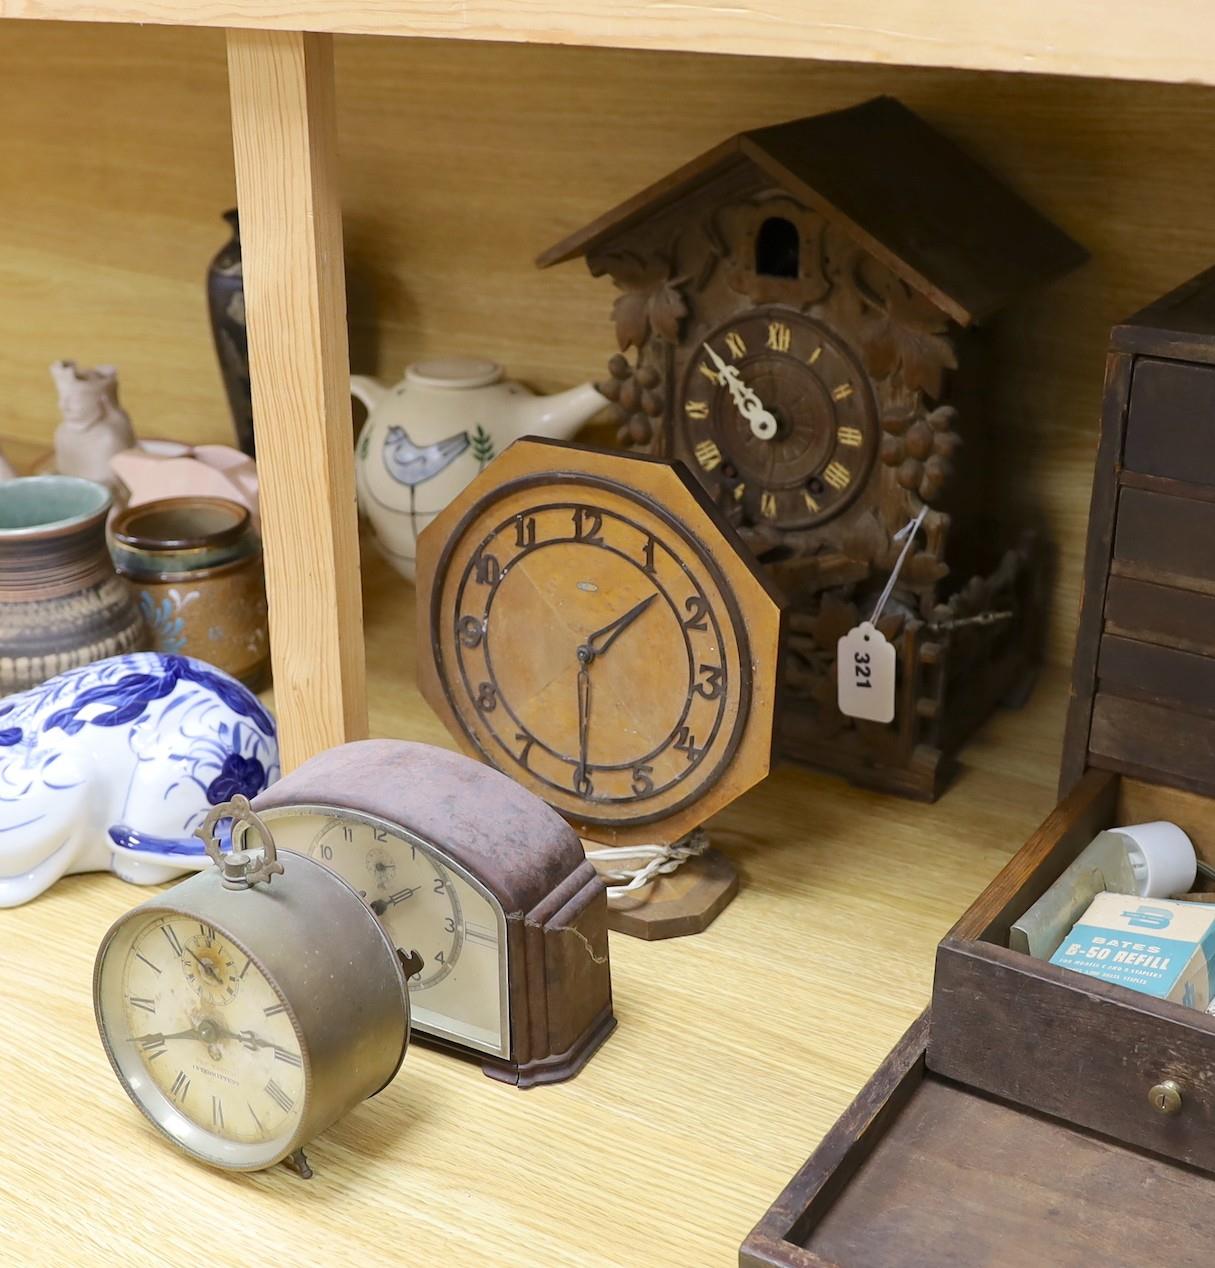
top-left (837, 621), bottom-right (896, 723)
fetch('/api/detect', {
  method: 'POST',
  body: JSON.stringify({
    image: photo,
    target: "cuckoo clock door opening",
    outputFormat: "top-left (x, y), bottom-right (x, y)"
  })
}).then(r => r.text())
top-left (755, 216), bottom-right (800, 279)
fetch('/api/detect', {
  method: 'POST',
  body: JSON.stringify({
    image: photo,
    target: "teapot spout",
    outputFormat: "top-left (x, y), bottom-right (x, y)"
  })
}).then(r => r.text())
top-left (519, 382), bottom-right (609, 441)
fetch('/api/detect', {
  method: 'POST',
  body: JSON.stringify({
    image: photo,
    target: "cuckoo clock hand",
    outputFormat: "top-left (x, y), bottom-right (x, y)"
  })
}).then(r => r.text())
top-left (702, 343), bottom-right (778, 441)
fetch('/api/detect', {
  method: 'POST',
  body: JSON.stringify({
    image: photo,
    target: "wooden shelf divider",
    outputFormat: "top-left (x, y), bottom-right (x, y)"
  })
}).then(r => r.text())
top-left (227, 27), bottom-right (368, 769)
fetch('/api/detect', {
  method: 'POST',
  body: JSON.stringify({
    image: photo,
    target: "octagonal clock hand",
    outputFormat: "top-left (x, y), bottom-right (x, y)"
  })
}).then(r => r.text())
top-left (702, 343), bottom-right (778, 441)
top-left (579, 593), bottom-right (658, 663)
top-left (575, 663), bottom-right (592, 792)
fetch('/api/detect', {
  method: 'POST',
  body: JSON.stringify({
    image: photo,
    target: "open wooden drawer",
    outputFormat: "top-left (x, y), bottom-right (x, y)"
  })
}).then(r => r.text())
top-left (931, 770), bottom-right (1215, 1173)
top-left (740, 1011), bottom-right (1215, 1268)
top-left (742, 774), bottom-right (1215, 1268)
top-left (743, 269), bottom-right (1215, 1264)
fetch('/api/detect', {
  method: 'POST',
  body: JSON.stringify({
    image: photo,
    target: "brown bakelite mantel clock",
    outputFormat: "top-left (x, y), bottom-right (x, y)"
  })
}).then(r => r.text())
top-left (416, 437), bottom-right (784, 939)
top-left (538, 95), bottom-right (1085, 801)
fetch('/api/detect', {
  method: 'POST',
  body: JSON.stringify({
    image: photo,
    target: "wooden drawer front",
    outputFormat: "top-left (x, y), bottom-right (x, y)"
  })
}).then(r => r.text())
top-left (1113, 486), bottom-right (1215, 592)
top-left (1090, 693), bottom-right (1215, 792)
top-left (1125, 357), bottom-right (1215, 485)
top-left (931, 939), bottom-right (1215, 1173)
top-left (1104, 575), bottom-right (1215, 658)
top-left (1098, 634), bottom-right (1215, 712)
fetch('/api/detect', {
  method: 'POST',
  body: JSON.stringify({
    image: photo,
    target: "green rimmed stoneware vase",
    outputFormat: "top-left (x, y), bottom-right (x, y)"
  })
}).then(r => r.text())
top-left (0, 476), bottom-right (148, 694)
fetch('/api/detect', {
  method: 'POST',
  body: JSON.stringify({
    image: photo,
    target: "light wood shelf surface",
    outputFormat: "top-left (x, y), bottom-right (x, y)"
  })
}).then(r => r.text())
top-left (3, 1), bottom-right (1215, 87)
top-left (0, 541), bottom-right (1067, 1266)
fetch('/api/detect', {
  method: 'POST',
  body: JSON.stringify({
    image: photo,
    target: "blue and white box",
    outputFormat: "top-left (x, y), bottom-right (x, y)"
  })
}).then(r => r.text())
top-left (1049, 892), bottom-right (1215, 1009)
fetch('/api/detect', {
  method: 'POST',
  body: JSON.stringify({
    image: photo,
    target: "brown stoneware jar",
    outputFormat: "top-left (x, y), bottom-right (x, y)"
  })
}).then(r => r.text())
top-left (0, 476), bottom-right (148, 694)
top-left (110, 496), bottom-right (269, 689)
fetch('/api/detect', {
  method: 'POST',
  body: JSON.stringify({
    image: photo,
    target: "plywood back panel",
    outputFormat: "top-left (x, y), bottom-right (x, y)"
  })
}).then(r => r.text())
top-left (5, 22), bottom-right (1215, 670)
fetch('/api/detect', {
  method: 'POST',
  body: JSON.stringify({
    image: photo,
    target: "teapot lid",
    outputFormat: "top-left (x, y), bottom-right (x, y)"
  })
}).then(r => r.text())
top-left (406, 358), bottom-right (503, 389)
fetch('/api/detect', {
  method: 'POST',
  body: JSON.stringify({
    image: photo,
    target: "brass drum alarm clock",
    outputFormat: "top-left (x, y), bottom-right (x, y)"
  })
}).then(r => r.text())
top-left (94, 798), bottom-right (414, 1176)
top-left (249, 739), bottom-right (615, 1087)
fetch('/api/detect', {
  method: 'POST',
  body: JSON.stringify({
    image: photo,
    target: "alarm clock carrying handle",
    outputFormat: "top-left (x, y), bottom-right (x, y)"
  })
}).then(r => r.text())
top-left (194, 794), bottom-right (285, 890)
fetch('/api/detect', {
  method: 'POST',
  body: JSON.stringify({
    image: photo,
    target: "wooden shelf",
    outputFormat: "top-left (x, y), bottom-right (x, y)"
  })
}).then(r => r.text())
top-left (0, 541), bottom-right (1067, 1265)
top-left (4, 1), bottom-right (1215, 86)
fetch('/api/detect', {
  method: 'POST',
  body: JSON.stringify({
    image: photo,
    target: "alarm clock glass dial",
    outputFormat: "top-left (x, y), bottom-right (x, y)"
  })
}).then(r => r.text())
top-left (255, 807), bottom-right (510, 1061)
top-left (678, 308), bottom-right (877, 530)
top-left (95, 912), bottom-right (306, 1168)
top-left (431, 475), bottom-right (751, 831)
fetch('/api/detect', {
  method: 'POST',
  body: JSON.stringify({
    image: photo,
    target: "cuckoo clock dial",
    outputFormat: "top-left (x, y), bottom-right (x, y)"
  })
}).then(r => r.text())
top-left (679, 308), bottom-right (878, 531)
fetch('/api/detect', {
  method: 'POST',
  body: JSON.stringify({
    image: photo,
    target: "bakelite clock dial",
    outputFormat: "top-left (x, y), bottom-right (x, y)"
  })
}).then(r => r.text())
top-left (678, 308), bottom-right (878, 530)
top-left (417, 438), bottom-right (784, 848)
top-left (251, 739), bottom-right (615, 1087)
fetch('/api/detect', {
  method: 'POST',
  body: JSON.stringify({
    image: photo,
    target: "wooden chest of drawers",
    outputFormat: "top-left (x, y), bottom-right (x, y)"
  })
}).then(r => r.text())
top-left (742, 266), bottom-right (1215, 1267)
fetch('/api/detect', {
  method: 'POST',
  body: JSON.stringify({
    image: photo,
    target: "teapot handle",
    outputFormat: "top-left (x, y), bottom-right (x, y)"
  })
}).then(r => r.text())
top-left (350, 375), bottom-right (388, 414)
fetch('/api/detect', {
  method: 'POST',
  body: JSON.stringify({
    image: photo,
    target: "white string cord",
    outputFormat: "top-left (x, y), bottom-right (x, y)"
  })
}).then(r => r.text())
top-left (869, 505), bottom-right (929, 625)
top-left (585, 828), bottom-right (710, 900)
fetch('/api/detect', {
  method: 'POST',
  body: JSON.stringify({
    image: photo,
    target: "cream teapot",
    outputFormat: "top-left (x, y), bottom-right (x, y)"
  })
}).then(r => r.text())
top-left (352, 358), bottom-right (607, 581)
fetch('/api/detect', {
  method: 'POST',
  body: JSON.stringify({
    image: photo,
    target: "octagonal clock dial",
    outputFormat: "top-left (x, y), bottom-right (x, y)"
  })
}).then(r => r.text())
top-left (418, 439), bottom-right (784, 847)
top-left (678, 307), bottom-right (878, 530)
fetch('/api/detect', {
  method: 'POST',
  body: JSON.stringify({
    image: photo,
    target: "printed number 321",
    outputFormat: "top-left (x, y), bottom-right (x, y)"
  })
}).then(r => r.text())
top-left (853, 651), bottom-right (872, 689)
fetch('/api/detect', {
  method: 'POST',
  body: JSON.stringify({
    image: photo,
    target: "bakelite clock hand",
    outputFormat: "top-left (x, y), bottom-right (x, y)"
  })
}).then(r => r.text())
top-left (370, 887), bottom-right (418, 916)
top-left (579, 593), bottom-right (658, 663)
top-left (702, 343), bottom-right (778, 441)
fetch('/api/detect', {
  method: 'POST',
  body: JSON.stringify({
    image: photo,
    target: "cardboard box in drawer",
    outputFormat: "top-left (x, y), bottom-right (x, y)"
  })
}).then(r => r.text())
top-left (1050, 892), bottom-right (1215, 1006)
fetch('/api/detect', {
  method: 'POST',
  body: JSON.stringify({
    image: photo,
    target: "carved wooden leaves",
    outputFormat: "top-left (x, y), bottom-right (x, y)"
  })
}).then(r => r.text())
top-left (855, 283), bottom-right (957, 399)
top-left (840, 509), bottom-right (950, 588)
top-left (602, 254), bottom-right (689, 352)
top-left (821, 237), bottom-right (958, 400)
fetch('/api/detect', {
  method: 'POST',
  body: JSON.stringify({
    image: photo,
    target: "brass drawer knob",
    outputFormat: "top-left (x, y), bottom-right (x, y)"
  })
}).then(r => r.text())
top-left (1149, 1080), bottom-right (1183, 1115)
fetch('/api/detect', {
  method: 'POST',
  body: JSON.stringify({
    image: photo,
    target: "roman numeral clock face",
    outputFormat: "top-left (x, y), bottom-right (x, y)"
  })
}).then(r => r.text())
top-left (680, 309), bottom-right (878, 529)
top-left (427, 468), bottom-right (755, 837)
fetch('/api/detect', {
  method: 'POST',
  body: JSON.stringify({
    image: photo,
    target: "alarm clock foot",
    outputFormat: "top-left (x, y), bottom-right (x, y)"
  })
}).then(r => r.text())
top-left (283, 1148), bottom-right (314, 1180)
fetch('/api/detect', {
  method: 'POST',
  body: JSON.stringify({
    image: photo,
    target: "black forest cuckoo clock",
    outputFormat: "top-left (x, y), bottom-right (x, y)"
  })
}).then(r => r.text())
top-left (538, 96), bottom-right (1085, 799)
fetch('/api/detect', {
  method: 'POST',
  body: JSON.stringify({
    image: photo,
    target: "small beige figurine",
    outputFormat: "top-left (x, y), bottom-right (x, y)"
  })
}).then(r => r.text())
top-left (50, 360), bottom-right (136, 487)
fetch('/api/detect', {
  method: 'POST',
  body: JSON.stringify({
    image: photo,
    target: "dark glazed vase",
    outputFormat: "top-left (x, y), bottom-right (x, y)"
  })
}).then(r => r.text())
top-left (207, 209), bottom-right (256, 457)
top-left (0, 477), bottom-right (148, 694)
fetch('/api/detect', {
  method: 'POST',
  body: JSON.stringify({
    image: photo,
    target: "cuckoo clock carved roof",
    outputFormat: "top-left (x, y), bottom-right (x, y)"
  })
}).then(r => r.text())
top-left (537, 96), bottom-right (1086, 327)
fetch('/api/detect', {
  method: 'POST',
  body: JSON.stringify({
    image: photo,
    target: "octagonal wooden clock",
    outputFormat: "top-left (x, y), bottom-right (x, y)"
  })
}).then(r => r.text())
top-left (416, 437), bottom-right (784, 938)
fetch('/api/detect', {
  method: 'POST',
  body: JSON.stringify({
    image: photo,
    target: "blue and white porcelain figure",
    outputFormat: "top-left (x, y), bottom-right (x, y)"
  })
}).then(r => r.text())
top-left (0, 652), bottom-right (278, 907)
